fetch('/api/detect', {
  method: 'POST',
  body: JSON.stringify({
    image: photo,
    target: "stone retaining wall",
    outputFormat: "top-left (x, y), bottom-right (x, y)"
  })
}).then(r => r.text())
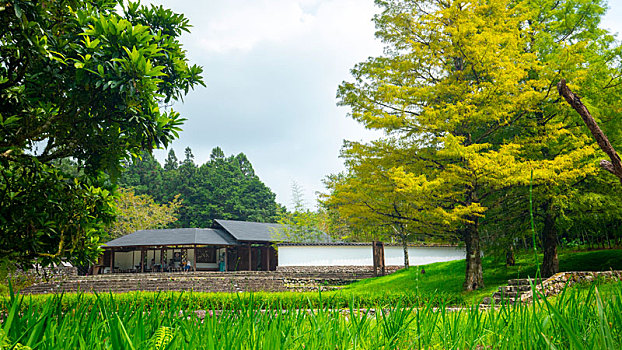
top-left (520, 270), bottom-right (622, 303)
top-left (21, 266), bottom-right (403, 294)
top-left (9, 264), bottom-right (77, 285)
top-left (276, 265), bottom-right (403, 275)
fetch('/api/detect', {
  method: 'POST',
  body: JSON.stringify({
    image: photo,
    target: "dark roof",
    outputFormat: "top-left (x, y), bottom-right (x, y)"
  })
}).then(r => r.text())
top-left (104, 228), bottom-right (238, 248)
top-left (214, 219), bottom-right (284, 242)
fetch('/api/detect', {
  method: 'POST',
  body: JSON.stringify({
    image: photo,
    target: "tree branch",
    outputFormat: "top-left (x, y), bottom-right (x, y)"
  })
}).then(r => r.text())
top-left (557, 79), bottom-right (622, 184)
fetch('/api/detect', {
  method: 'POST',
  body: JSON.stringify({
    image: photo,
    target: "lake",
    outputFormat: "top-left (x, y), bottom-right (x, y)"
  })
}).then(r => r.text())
top-left (277, 245), bottom-right (465, 266)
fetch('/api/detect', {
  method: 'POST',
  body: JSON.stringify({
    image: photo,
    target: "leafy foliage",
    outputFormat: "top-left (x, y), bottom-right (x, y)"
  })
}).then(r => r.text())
top-left (323, 139), bottom-right (481, 241)
top-left (0, 0), bottom-right (203, 269)
top-left (327, 0), bottom-right (622, 289)
top-left (106, 188), bottom-right (181, 239)
top-left (147, 326), bottom-right (174, 350)
top-left (0, 159), bottom-right (116, 268)
top-left (277, 182), bottom-right (335, 243)
top-left (119, 147), bottom-right (282, 228)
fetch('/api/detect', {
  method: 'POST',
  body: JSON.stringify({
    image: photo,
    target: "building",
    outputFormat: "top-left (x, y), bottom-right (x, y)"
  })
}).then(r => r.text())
top-left (96, 219), bottom-right (282, 274)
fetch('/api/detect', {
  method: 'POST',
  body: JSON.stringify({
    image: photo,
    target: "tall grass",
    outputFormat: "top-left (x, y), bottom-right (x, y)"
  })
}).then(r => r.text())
top-left (1, 281), bottom-right (620, 349)
top-left (0, 289), bottom-right (460, 314)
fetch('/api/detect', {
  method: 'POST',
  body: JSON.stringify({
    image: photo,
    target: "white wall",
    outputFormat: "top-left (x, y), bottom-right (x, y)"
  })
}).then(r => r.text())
top-left (277, 245), bottom-right (465, 266)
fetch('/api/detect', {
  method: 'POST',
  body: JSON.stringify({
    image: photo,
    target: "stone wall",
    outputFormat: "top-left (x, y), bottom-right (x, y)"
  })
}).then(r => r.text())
top-left (20, 266), bottom-right (404, 294)
top-left (520, 270), bottom-right (622, 303)
top-left (276, 265), bottom-right (403, 276)
top-left (9, 264), bottom-right (77, 286)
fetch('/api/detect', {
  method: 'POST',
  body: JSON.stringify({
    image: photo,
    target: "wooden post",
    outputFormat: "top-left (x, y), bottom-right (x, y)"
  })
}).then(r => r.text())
top-left (248, 243), bottom-right (252, 271)
top-left (379, 241), bottom-right (385, 276)
top-left (160, 247), bottom-right (164, 272)
top-left (373, 241), bottom-right (378, 277)
top-left (372, 241), bottom-right (386, 277)
top-left (225, 247), bottom-right (229, 271)
top-left (140, 248), bottom-right (145, 273)
top-left (265, 245), bottom-right (270, 271)
top-left (110, 249), bottom-right (114, 273)
top-left (193, 245), bottom-right (197, 272)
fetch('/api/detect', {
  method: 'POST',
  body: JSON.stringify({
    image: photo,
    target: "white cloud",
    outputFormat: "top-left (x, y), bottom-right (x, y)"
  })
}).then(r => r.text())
top-left (144, 0), bottom-right (622, 211)
top-left (602, 3), bottom-right (622, 39)
top-left (145, 0), bottom-right (384, 210)
top-left (153, 0), bottom-right (380, 56)
top-left (196, 1), bottom-right (315, 53)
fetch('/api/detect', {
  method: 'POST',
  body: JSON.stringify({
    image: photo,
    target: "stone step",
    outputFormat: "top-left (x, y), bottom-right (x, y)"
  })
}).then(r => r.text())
top-left (498, 285), bottom-right (531, 293)
top-left (481, 282), bottom-right (534, 306)
top-left (492, 297), bottom-right (517, 305)
top-left (480, 296), bottom-right (517, 305)
top-left (507, 278), bottom-right (543, 286)
top-left (493, 291), bottom-right (520, 298)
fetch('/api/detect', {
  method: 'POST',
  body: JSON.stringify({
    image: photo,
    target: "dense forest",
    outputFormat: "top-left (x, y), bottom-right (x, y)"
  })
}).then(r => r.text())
top-left (119, 147), bottom-right (283, 228)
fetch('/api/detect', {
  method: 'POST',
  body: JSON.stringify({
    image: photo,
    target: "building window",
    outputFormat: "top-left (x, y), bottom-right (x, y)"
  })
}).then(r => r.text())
top-left (196, 247), bottom-right (217, 263)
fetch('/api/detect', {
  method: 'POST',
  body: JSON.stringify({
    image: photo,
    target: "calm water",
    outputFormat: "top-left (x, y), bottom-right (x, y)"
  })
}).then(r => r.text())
top-left (277, 245), bottom-right (465, 266)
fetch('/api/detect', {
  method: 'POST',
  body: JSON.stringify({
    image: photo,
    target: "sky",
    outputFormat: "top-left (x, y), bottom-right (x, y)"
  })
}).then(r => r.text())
top-left (145, 0), bottom-right (622, 211)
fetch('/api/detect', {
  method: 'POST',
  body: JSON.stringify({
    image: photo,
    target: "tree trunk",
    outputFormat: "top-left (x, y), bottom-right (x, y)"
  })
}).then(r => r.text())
top-left (541, 202), bottom-right (559, 277)
top-left (402, 236), bottom-right (410, 268)
top-left (463, 220), bottom-right (484, 291)
top-left (505, 246), bottom-right (515, 266)
top-left (558, 79), bottom-right (622, 184)
top-left (607, 233), bottom-right (612, 249)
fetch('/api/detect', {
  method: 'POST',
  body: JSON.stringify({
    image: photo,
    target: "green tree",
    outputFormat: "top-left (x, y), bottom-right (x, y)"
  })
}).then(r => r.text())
top-left (0, 0), bottom-right (203, 269)
top-left (107, 188), bottom-right (181, 239)
top-left (335, 0), bottom-right (616, 288)
top-left (506, 0), bottom-right (620, 276)
top-left (278, 182), bottom-right (333, 243)
top-left (119, 152), bottom-right (164, 197)
top-left (556, 172), bottom-right (622, 248)
top-left (197, 149), bottom-right (280, 225)
top-left (173, 146), bottom-right (199, 226)
top-left (336, 0), bottom-right (537, 289)
top-left (323, 139), bottom-right (483, 267)
top-left (163, 149), bottom-right (179, 171)
top-left (120, 146), bottom-right (281, 227)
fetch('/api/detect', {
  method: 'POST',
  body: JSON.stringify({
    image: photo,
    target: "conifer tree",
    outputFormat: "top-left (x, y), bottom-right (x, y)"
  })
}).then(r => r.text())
top-left (119, 147), bottom-right (280, 228)
top-left (164, 149), bottom-right (179, 171)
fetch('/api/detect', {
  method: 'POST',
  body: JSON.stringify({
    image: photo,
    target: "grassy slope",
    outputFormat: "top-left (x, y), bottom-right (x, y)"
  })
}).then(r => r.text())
top-left (342, 249), bottom-right (622, 304)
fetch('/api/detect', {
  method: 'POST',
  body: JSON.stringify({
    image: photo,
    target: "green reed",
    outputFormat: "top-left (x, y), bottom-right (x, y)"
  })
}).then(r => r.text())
top-left (1, 281), bottom-right (620, 349)
top-left (0, 289), bottom-right (462, 314)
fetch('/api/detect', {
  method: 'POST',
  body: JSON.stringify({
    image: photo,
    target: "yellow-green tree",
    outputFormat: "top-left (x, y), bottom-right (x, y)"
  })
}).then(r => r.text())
top-left (107, 188), bottom-right (182, 239)
top-left (335, 0), bottom-right (617, 289)
top-left (502, 0), bottom-right (617, 276)
top-left (277, 182), bottom-right (333, 243)
top-left (322, 139), bottom-right (485, 268)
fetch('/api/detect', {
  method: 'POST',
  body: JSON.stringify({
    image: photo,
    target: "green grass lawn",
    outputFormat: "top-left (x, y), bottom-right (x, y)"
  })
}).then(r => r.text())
top-left (1, 250), bottom-right (620, 348)
top-left (2, 249), bottom-right (619, 308)
top-left (1, 279), bottom-right (621, 349)
top-left (342, 249), bottom-right (622, 304)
